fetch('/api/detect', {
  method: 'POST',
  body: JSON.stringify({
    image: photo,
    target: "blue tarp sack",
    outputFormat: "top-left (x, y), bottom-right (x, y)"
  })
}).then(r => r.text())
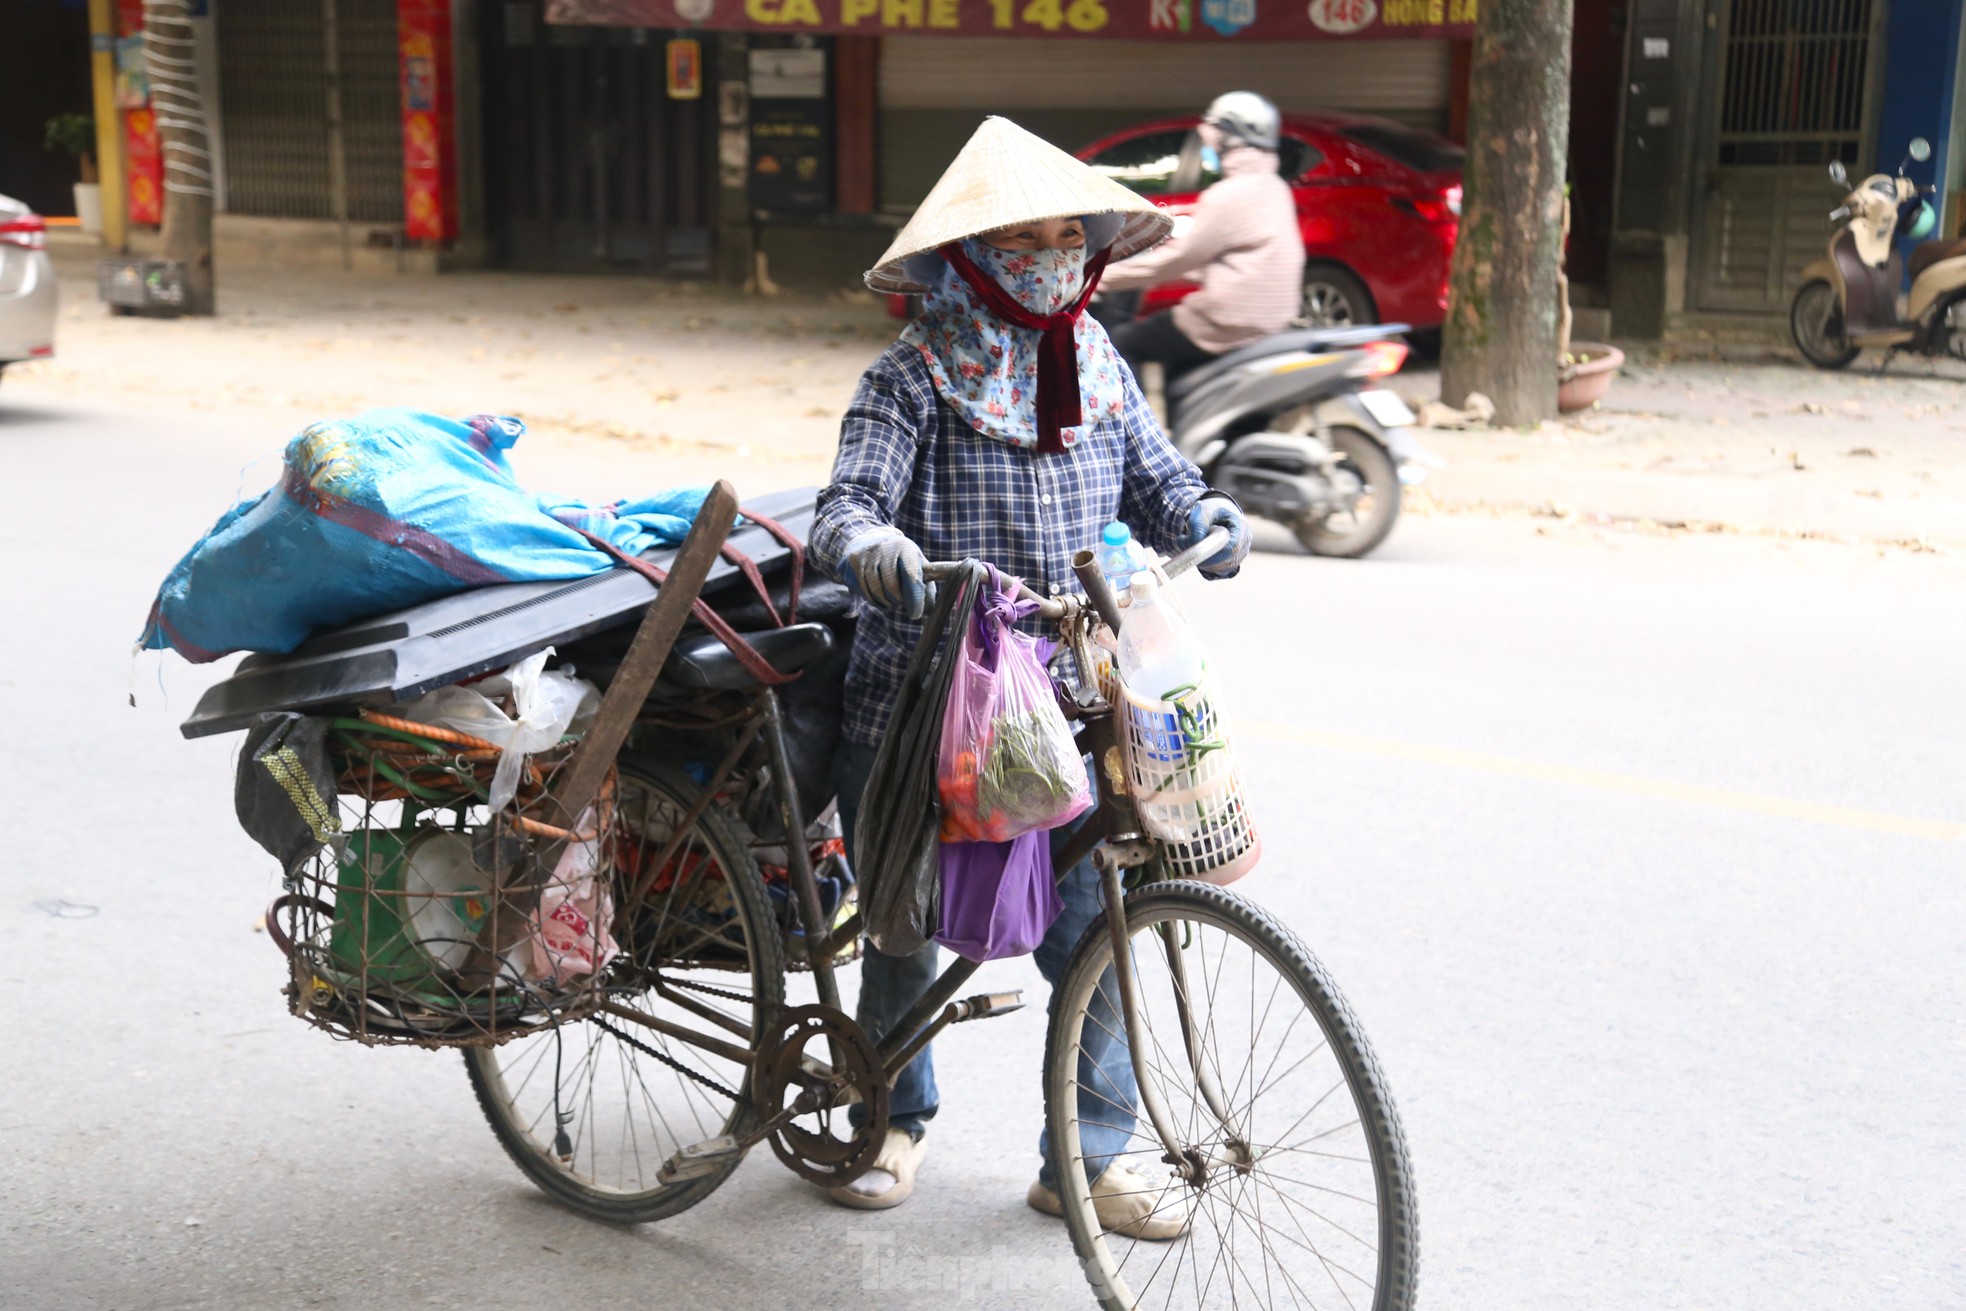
top-left (141, 408), bottom-right (715, 662)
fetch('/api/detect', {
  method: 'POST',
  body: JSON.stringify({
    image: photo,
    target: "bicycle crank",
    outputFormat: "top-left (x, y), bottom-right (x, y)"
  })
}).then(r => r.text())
top-left (753, 1004), bottom-right (890, 1186)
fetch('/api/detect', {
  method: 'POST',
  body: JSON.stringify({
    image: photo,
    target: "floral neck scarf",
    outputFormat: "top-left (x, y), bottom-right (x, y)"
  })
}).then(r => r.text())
top-left (899, 237), bottom-right (1128, 455)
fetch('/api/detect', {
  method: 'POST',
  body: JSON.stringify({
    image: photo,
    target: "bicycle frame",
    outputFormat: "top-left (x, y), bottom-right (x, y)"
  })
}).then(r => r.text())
top-left (608, 528), bottom-right (1241, 1182)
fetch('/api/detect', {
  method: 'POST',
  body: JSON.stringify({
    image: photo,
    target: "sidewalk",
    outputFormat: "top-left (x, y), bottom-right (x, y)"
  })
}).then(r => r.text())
top-left (8, 248), bottom-right (1962, 549)
top-left (1398, 346), bottom-right (1966, 548)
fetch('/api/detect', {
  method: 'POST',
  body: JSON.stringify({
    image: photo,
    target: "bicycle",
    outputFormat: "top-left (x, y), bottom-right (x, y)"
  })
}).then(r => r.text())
top-left (451, 496), bottom-right (1420, 1310)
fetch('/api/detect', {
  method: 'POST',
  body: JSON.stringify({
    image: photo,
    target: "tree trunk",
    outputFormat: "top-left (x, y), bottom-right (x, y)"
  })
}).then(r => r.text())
top-left (1439, 0), bottom-right (1574, 426)
top-left (143, 0), bottom-right (216, 315)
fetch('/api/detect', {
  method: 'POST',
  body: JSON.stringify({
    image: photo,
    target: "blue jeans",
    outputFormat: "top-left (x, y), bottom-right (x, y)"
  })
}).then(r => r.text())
top-left (835, 740), bottom-right (1138, 1189)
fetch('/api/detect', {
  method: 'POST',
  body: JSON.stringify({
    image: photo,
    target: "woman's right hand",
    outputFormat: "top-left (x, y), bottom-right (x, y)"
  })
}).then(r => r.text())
top-left (841, 529), bottom-right (929, 619)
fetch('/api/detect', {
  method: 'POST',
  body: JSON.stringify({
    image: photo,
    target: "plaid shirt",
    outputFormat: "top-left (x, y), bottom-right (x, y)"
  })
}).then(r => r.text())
top-left (813, 341), bottom-right (1207, 746)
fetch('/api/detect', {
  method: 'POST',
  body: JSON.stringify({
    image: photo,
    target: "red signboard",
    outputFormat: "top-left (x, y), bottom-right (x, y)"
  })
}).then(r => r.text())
top-left (548, 0), bottom-right (1474, 39)
top-left (117, 0), bottom-right (162, 226)
top-left (124, 107), bottom-right (163, 227)
top-left (398, 0), bottom-right (457, 242)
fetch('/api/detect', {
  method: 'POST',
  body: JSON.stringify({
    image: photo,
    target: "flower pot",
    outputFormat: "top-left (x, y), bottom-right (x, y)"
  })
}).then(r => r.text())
top-left (73, 182), bottom-right (102, 235)
top-left (1557, 342), bottom-right (1623, 414)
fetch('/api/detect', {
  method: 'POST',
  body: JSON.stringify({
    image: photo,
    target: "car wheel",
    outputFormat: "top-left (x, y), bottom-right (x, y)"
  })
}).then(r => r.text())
top-left (1300, 264), bottom-right (1378, 329)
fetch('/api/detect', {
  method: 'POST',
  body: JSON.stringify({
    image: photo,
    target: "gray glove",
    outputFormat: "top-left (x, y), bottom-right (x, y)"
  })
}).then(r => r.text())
top-left (841, 529), bottom-right (929, 619)
top-left (1187, 494), bottom-right (1251, 579)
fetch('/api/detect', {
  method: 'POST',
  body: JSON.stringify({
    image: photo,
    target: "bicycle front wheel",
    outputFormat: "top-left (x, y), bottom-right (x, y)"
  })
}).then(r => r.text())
top-left (1043, 881), bottom-right (1417, 1311)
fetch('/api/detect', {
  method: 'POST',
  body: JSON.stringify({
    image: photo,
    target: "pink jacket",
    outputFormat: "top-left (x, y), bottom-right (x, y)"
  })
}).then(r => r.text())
top-left (1099, 146), bottom-right (1305, 353)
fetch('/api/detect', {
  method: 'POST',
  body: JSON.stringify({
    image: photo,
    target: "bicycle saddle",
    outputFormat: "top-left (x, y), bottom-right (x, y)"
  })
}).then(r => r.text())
top-left (661, 621), bottom-right (834, 690)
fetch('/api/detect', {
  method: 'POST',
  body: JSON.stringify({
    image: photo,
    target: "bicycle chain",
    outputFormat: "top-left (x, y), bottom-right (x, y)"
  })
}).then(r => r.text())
top-left (658, 973), bottom-right (759, 1007)
top-left (589, 1014), bottom-right (742, 1104)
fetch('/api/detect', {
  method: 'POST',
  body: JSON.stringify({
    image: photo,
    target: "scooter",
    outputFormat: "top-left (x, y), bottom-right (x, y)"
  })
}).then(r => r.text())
top-left (1791, 136), bottom-right (1966, 370)
top-left (1095, 291), bottom-right (1433, 558)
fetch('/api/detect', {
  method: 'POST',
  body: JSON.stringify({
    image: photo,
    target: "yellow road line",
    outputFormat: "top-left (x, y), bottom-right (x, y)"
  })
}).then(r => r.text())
top-left (1241, 721), bottom-right (1966, 842)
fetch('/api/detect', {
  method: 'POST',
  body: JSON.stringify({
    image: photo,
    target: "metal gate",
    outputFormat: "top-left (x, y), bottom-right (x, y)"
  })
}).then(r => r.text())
top-left (216, 0), bottom-right (403, 224)
top-left (479, 4), bottom-right (716, 275)
top-left (1693, 0), bottom-right (1882, 313)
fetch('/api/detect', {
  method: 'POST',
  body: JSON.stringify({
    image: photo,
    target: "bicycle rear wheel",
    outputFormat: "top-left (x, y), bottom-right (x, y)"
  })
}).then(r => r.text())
top-left (1043, 880), bottom-right (1417, 1310)
top-left (463, 758), bottom-right (785, 1223)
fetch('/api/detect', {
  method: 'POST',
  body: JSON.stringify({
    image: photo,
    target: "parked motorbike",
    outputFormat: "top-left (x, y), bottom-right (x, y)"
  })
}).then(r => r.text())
top-left (1790, 136), bottom-right (1966, 370)
top-left (1094, 291), bottom-right (1432, 558)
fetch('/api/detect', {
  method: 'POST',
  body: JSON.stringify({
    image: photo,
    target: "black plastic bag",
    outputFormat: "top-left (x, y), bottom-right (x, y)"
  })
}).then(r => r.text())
top-left (854, 562), bottom-right (986, 956)
top-left (236, 712), bottom-right (340, 878)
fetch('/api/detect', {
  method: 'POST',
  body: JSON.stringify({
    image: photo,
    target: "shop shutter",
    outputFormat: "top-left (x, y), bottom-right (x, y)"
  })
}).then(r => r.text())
top-left (217, 0), bottom-right (403, 224)
top-left (878, 36), bottom-right (1451, 207)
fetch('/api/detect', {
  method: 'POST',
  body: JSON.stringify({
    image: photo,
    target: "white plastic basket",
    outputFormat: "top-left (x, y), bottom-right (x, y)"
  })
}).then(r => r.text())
top-left (1093, 638), bottom-right (1260, 884)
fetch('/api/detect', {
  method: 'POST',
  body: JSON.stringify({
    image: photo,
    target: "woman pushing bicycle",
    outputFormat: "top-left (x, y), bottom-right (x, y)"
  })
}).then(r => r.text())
top-left (810, 116), bottom-right (1252, 1230)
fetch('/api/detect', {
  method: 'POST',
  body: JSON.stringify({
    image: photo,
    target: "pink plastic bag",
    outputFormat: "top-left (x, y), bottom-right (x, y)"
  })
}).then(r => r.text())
top-left (525, 802), bottom-right (621, 987)
top-left (936, 567), bottom-right (1091, 844)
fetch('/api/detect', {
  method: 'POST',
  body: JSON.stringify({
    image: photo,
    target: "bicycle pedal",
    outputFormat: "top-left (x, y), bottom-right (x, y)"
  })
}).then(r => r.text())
top-left (953, 991), bottom-right (1025, 1022)
top-left (658, 1134), bottom-right (743, 1184)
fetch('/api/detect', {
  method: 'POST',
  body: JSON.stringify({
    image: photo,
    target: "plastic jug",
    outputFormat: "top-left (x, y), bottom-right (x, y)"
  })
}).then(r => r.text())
top-left (1097, 521), bottom-right (1147, 595)
top-left (1116, 570), bottom-right (1204, 704)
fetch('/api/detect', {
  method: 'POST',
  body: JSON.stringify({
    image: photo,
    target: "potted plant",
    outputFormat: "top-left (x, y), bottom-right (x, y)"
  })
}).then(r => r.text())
top-left (45, 112), bottom-right (101, 234)
top-left (1556, 188), bottom-right (1623, 413)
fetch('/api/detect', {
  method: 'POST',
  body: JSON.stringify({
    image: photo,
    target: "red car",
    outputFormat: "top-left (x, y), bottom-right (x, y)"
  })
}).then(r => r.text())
top-left (1074, 113), bottom-right (1464, 333)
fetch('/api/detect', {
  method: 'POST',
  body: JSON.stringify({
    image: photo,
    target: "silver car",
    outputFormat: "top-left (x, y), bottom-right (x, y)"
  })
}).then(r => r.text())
top-left (0, 194), bottom-right (58, 384)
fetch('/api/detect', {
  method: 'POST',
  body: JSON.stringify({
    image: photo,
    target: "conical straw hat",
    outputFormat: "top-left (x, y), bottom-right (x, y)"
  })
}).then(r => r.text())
top-left (865, 116), bottom-right (1174, 294)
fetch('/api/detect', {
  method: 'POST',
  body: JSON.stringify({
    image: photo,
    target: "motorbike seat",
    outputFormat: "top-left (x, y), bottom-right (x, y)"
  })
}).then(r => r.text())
top-left (662, 621), bottom-right (834, 691)
top-left (1908, 238), bottom-right (1966, 282)
top-left (1168, 323), bottom-right (1413, 402)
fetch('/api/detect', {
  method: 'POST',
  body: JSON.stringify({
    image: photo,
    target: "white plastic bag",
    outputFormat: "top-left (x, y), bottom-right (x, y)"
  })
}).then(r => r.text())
top-left (398, 649), bottom-right (599, 810)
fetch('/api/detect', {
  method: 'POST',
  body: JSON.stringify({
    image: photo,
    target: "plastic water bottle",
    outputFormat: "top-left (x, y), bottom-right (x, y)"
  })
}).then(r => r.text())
top-left (1097, 521), bottom-right (1147, 594)
top-left (1116, 570), bottom-right (1205, 705)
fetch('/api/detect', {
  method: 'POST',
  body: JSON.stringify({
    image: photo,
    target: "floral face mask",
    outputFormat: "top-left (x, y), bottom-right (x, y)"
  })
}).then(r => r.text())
top-left (897, 236), bottom-right (1127, 453)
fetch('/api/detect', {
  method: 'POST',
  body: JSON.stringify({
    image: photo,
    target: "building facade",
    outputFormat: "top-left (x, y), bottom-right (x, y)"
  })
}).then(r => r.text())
top-left (36, 0), bottom-right (1960, 337)
top-left (1608, 0), bottom-right (1966, 335)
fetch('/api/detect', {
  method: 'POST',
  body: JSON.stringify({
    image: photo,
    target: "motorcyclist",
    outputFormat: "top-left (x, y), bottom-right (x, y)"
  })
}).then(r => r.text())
top-left (809, 115), bottom-right (1251, 1236)
top-left (1099, 91), bottom-right (1306, 385)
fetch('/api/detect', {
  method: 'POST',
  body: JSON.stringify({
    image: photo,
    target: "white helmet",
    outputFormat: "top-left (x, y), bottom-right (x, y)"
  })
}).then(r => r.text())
top-left (1203, 91), bottom-right (1281, 152)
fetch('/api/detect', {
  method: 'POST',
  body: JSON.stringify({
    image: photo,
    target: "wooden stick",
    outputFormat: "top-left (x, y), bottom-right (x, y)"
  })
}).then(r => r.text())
top-left (551, 480), bottom-right (739, 825)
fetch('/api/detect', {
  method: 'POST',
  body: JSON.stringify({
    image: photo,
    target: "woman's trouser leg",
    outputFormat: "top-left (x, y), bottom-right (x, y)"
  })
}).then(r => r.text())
top-left (1034, 773), bottom-right (1138, 1191)
top-left (836, 739), bottom-right (940, 1140)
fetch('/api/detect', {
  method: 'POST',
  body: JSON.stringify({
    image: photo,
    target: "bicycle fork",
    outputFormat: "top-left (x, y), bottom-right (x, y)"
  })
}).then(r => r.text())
top-left (1095, 855), bottom-right (1251, 1188)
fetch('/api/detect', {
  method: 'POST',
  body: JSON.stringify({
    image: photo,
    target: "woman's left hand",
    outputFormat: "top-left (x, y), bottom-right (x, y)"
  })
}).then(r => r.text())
top-left (1187, 495), bottom-right (1250, 579)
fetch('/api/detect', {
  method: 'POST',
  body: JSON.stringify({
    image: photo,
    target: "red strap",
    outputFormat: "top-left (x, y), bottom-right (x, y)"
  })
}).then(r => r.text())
top-left (719, 543), bottom-right (782, 627)
top-left (938, 243), bottom-right (1112, 456)
top-left (737, 504), bottom-right (805, 626)
top-left (578, 530), bottom-right (796, 687)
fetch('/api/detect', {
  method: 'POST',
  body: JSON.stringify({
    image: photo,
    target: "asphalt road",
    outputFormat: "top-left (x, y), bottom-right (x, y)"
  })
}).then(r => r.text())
top-left (3, 395), bottom-right (1962, 1311)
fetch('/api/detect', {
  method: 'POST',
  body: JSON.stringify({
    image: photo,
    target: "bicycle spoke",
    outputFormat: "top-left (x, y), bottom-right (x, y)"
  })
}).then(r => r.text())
top-left (1048, 888), bottom-right (1406, 1310)
top-left (469, 766), bottom-right (782, 1211)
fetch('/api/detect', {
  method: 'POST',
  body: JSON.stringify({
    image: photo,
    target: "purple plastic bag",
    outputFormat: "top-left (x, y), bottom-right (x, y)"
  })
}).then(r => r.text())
top-left (935, 831), bottom-right (1064, 963)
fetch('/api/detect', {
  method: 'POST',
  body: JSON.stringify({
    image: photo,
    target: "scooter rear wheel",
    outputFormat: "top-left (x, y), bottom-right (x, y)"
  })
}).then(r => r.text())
top-left (1294, 426), bottom-right (1401, 559)
top-left (1791, 279), bottom-right (1860, 370)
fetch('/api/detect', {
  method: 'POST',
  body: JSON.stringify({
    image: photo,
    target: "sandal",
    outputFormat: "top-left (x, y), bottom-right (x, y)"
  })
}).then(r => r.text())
top-left (826, 1128), bottom-right (927, 1211)
top-left (1026, 1162), bottom-right (1191, 1241)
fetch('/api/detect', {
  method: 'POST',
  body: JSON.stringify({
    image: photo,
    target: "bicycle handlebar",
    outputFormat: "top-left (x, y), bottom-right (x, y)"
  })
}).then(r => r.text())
top-left (922, 526), bottom-right (1232, 624)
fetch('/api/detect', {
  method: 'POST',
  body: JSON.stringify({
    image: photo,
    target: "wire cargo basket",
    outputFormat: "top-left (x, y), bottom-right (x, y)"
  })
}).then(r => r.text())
top-left (1093, 644), bottom-right (1260, 884)
top-left (266, 714), bottom-right (621, 1048)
